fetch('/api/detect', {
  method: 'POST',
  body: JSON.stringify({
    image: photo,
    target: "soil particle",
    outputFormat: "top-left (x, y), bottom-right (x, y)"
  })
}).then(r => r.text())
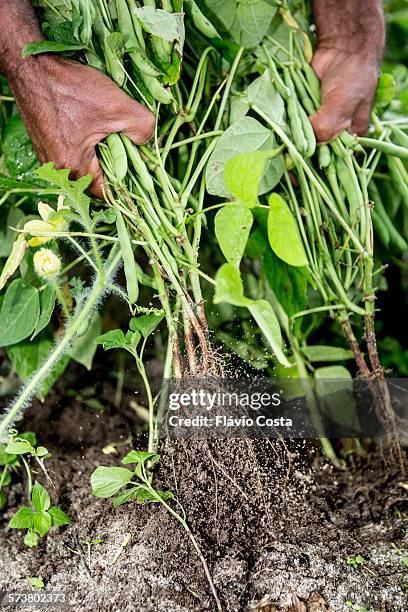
top-left (1, 366), bottom-right (407, 612)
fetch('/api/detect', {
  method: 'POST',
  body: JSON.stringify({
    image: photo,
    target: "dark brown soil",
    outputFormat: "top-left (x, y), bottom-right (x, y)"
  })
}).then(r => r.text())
top-left (0, 359), bottom-right (407, 611)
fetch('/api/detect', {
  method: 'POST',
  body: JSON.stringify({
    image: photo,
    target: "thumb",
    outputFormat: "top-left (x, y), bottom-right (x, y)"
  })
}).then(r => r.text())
top-left (110, 99), bottom-right (156, 145)
top-left (310, 89), bottom-right (357, 143)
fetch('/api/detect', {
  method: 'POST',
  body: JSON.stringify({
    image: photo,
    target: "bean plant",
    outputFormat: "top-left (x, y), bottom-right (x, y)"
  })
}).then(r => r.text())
top-left (0, 3), bottom-right (407, 470)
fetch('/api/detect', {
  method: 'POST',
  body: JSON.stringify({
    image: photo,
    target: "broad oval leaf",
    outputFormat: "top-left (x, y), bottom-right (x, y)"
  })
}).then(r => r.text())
top-left (48, 506), bottom-right (71, 526)
top-left (122, 450), bottom-right (160, 465)
top-left (33, 511), bottom-right (52, 537)
top-left (32, 482), bottom-right (50, 513)
top-left (9, 507), bottom-right (34, 529)
top-left (301, 346), bottom-right (354, 363)
top-left (91, 466), bottom-right (133, 498)
top-left (247, 300), bottom-right (290, 368)
top-left (0, 278), bottom-right (40, 347)
top-left (215, 206), bottom-right (253, 266)
top-left (129, 313), bottom-right (164, 338)
top-left (206, 117), bottom-right (283, 198)
top-left (224, 151), bottom-right (267, 208)
top-left (214, 263), bottom-right (251, 307)
top-left (267, 194), bottom-right (308, 267)
top-left (31, 284), bottom-right (56, 339)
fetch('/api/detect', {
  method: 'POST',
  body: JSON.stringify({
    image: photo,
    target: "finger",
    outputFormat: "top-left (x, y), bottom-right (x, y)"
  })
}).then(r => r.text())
top-left (350, 99), bottom-right (374, 137)
top-left (109, 98), bottom-right (155, 144)
top-left (85, 155), bottom-right (105, 199)
top-left (310, 89), bottom-right (358, 143)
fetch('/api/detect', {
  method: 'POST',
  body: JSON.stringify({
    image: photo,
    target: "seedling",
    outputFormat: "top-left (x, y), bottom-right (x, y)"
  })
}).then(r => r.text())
top-left (29, 577), bottom-right (45, 590)
top-left (346, 555), bottom-right (367, 568)
top-left (91, 451), bottom-right (222, 611)
top-left (8, 481), bottom-right (70, 548)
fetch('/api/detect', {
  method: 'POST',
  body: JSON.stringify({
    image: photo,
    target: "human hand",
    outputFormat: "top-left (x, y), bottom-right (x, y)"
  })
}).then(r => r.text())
top-left (309, 48), bottom-right (380, 142)
top-left (9, 56), bottom-right (155, 198)
top-left (310, 0), bottom-right (385, 142)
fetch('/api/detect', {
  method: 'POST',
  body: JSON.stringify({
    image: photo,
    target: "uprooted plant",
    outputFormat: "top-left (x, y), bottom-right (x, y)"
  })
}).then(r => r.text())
top-left (0, 1), bottom-right (407, 603)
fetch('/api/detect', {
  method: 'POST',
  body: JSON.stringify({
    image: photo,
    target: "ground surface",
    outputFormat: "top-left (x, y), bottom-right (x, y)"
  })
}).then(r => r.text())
top-left (0, 360), bottom-right (407, 612)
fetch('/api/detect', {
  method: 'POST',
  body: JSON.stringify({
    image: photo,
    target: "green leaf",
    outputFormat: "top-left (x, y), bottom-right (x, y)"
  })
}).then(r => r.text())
top-left (68, 314), bottom-right (102, 370)
top-left (0, 279), bottom-right (40, 347)
top-left (0, 207), bottom-right (26, 258)
top-left (267, 194), bottom-right (308, 267)
top-left (263, 249), bottom-right (307, 317)
top-left (91, 466), bottom-right (134, 498)
top-left (247, 70), bottom-right (286, 127)
top-left (134, 7), bottom-right (185, 57)
top-left (5, 440), bottom-right (34, 455)
top-left (1, 472), bottom-right (11, 486)
top-left (95, 329), bottom-right (126, 351)
top-left (33, 511), bottom-right (52, 537)
top-left (229, 0), bottom-right (276, 47)
top-left (215, 205), bottom-right (253, 266)
top-left (31, 483), bottom-right (50, 513)
top-left (129, 313), bottom-right (164, 338)
top-left (35, 446), bottom-right (49, 458)
top-left (3, 115), bottom-right (39, 180)
top-left (48, 506), bottom-right (71, 526)
top-left (112, 487), bottom-right (140, 507)
top-left (314, 365), bottom-right (352, 380)
top-left (9, 507), bottom-right (34, 529)
top-left (136, 488), bottom-right (174, 505)
top-left (7, 333), bottom-right (53, 384)
top-left (0, 444), bottom-right (18, 466)
top-left (224, 151), bottom-right (268, 207)
top-left (116, 210), bottom-right (139, 304)
top-left (121, 450), bottom-right (160, 465)
top-left (22, 41), bottom-right (84, 57)
top-left (201, 0), bottom-right (237, 31)
top-left (375, 73), bottom-right (396, 109)
top-left (29, 577), bottom-right (45, 590)
top-left (0, 235), bottom-right (28, 292)
top-left (0, 491), bottom-right (7, 510)
top-left (31, 285), bottom-right (56, 339)
top-left (36, 163), bottom-right (91, 217)
top-left (247, 299), bottom-right (290, 368)
top-left (206, 117), bottom-right (282, 198)
top-left (214, 263), bottom-right (252, 307)
top-left (24, 530), bottom-right (39, 548)
top-left (301, 346), bottom-right (354, 362)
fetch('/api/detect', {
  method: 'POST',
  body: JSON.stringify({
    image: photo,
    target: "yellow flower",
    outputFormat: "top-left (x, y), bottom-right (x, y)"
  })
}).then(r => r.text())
top-left (24, 196), bottom-right (69, 247)
top-left (33, 248), bottom-right (62, 277)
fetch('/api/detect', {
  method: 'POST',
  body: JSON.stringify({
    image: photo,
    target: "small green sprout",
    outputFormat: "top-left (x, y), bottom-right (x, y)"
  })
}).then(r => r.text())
top-left (29, 577), bottom-right (45, 590)
top-left (346, 555), bottom-right (366, 568)
top-left (8, 482), bottom-right (70, 548)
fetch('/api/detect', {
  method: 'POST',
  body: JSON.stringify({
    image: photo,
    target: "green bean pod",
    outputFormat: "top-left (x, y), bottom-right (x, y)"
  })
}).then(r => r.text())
top-left (283, 69), bottom-right (307, 154)
top-left (371, 210), bottom-right (390, 248)
top-left (318, 144), bottom-right (331, 169)
top-left (387, 155), bottom-right (408, 210)
top-left (391, 126), bottom-right (408, 149)
top-left (302, 63), bottom-right (321, 105)
top-left (106, 133), bottom-right (128, 181)
top-left (357, 137), bottom-right (408, 161)
top-left (129, 47), bottom-right (162, 77)
top-left (122, 136), bottom-right (155, 194)
top-left (369, 181), bottom-right (408, 251)
top-left (185, 0), bottom-right (220, 39)
top-left (79, 0), bottom-right (95, 46)
top-left (290, 66), bottom-right (315, 115)
top-left (142, 73), bottom-right (174, 105)
top-left (335, 157), bottom-right (359, 222)
top-left (297, 102), bottom-right (316, 158)
top-left (116, 0), bottom-right (143, 52)
top-left (127, 0), bottom-right (146, 50)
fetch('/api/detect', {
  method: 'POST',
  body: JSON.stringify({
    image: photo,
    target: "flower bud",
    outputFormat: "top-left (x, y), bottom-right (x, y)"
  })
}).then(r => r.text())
top-left (33, 249), bottom-right (61, 278)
